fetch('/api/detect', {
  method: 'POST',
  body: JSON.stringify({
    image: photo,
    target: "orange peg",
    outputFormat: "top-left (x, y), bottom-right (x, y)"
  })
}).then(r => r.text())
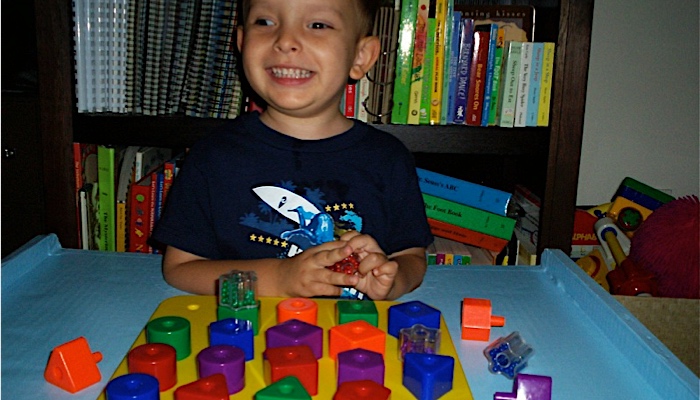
top-left (44, 336), bottom-right (103, 393)
top-left (461, 298), bottom-right (505, 341)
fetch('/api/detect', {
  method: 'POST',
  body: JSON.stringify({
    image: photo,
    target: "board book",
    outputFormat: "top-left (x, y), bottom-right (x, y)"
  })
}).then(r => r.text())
top-left (98, 296), bottom-right (472, 399)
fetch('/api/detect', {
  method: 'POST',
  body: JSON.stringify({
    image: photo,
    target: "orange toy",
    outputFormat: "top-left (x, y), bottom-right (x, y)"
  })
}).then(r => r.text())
top-left (277, 298), bottom-right (318, 325)
top-left (44, 336), bottom-right (103, 393)
top-left (461, 298), bottom-right (505, 341)
top-left (329, 320), bottom-right (386, 360)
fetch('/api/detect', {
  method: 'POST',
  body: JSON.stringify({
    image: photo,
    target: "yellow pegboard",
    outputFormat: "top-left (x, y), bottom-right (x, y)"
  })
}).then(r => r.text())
top-left (98, 296), bottom-right (472, 399)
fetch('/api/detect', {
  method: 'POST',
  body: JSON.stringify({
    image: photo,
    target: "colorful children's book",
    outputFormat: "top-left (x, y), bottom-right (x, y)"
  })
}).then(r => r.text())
top-left (416, 167), bottom-right (512, 215)
top-left (429, 0), bottom-right (448, 125)
top-left (419, 16), bottom-right (436, 125)
top-left (115, 145), bottom-right (140, 252)
top-left (97, 145), bottom-right (116, 251)
top-left (514, 41), bottom-right (533, 128)
top-left (390, 0), bottom-right (419, 124)
top-left (465, 24), bottom-right (491, 126)
top-left (128, 170), bottom-right (157, 253)
top-left (526, 42), bottom-right (544, 126)
top-left (452, 17), bottom-right (474, 124)
top-left (487, 27), bottom-right (506, 126)
top-left (422, 193), bottom-right (516, 240)
top-left (479, 23), bottom-right (499, 126)
top-left (497, 41), bottom-right (522, 128)
top-left (537, 42), bottom-right (556, 127)
top-left (407, 0), bottom-right (430, 125)
top-left (445, 10), bottom-right (462, 124)
top-left (428, 218), bottom-right (509, 253)
top-left (439, 0), bottom-right (455, 125)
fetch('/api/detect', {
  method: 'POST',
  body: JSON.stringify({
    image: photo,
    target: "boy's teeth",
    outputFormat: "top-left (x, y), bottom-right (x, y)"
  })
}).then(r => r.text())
top-left (271, 67), bottom-right (311, 78)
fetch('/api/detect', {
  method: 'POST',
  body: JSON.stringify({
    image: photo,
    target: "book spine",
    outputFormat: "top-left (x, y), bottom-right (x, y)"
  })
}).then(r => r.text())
top-left (79, 185), bottom-right (90, 250)
top-left (419, 16), bottom-right (436, 125)
top-left (526, 42), bottom-right (544, 126)
top-left (480, 23), bottom-right (499, 126)
top-left (416, 167), bottom-right (511, 215)
top-left (422, 193), bottom-right (516, 240)
top-left (356, 75), bottom-right (370, 122)
top-left (428, 218), bottom-right (509, 253)
top-left (407, 0), bottom-right (430, 125)
top-left (162, 160), bottom-right (177, 207)
top-left (452, 18), bottom-right (474, 124)
top-left (537, 42), bottom-right (556, 127)
top-left (344, 83), bottom-right (356, 118)
top-left (147, 171), bottom-right (158, 253)
top-left (497, 41), bottom-right (522, 128)
top-left (390, 0), bottom-right (419, 124)
top-left (97, 145), bottom-right (116, 251)
top-left (465, 25), bottom-right (490, 126)
top-left (438, 0), bottom-right (454, 125)
top-left (116, 201), bottom-right (127, 252)
top-left (428, 0), bottom-right (448, 125)
top-left (445, 10), bottom-right (462, 124)
top-left (514, 41), bottom-right (533, 127)
top-left (72, 143), bottom-right (84, 247)
top-left (128, 179), bottom-right (151, 253)
top-left (487, 27), bottom-right (505, 126)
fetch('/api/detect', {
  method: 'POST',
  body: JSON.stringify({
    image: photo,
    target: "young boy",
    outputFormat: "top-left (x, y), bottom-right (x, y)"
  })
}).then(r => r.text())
top-left (152, 0), bottom-right (433, 300)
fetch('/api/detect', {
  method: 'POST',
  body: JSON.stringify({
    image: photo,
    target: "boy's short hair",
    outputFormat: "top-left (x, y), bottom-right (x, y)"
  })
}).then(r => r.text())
top-left (240, 0), bottom-right (378, 36)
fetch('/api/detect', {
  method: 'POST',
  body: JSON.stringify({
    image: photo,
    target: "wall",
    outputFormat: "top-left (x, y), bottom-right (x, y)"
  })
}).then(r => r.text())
top-left (577, 0), bottom-right (699, 205)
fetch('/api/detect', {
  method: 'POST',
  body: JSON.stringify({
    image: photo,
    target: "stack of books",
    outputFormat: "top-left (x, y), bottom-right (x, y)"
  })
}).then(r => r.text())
top-left (73, 143), bottom-right (182, 253)
top-left (417, 168), bottom-right (517, 265)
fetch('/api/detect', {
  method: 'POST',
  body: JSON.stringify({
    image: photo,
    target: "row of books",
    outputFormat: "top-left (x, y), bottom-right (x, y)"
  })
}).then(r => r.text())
top-left (417, 167), bottom-right (521, 265)
top-left (73, 143), bottom-right (181, 253)
top-left (71, 0), bottom-right (243, 118)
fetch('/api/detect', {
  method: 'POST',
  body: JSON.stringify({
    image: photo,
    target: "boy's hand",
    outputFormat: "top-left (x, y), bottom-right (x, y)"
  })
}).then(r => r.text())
top-left (340, 231), bottom-right (398, 300)
top-left (276, 240), bottom-right (358, 298)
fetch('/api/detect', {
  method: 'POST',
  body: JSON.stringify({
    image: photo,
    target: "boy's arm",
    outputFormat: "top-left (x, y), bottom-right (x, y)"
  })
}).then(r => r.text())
top-left (385, 247), bottom-right (428, 300)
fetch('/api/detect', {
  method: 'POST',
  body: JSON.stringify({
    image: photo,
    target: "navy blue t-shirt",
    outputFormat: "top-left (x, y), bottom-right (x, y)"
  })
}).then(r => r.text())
top-left (152, 113), bottom-right (433, 295)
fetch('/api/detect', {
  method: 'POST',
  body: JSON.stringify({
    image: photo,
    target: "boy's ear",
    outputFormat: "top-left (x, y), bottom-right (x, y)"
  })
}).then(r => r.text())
top-left (349, 36), bottom-right (381, 81)
top-left (236, 25), bottom-right (245, 53)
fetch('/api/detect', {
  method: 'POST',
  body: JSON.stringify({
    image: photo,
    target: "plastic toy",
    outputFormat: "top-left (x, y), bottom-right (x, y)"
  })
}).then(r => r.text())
top-left (265, 318), bottom-right (323, 359)
top-left (484, 331), bottom-right (534, 379)
top-left (336, 299), bottom-right (379, 326)
top-left (209, 318), bottom-right (255, 361)
top-left (461, 298), bottom-right (505, 341)
top-left (263, 345), bottom-right (318, 395)
top-left (277, 297), bottom-right (318, 325)
top-left (574, 248), bottom-right (610, 291)
top-left (387, 300), bottom-right (441, 338)
top-left (628, 195), bottom-right (699, 298)
top-left (329, 319), bottom-right (386, 360)
top-left (597, 218), bottom-right (658, 296)
top-left (493, 373), bottom-right (552, 400)
top-left (147, 316), bottom-right (192, 360)
top-left (217, 270), bottom-right (260, 335)
top-left (403, 352), bottom-right (455, 400)
top-left (127, 343), bottom-right (177, 391)
top-left (326, 253), bottom-right (361, 275)
top-left (399, 323), bottom-right (441, 361)
top-left (105, 373), bottom-right (159, 400)
top-left (334, 380), bottom-right (391, 400)
top-left (197, 345), bottom-right (245, 395)
top-left (337, 348), bottom-right (385, 386)
top-left (173, 373), bottom-right (229, 400)
top-left (593, 217), bottom-right (631, 269)
top-left (44, 336), bottom-right (103, 393)
top-left (255, 376), bottom-right (311, 400)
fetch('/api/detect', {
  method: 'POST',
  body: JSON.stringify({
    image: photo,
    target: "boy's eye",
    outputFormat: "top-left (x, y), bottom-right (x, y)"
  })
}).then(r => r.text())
top-left (309, 22), bottom-right (330, 29)
top-left (254, 18), bottom-right (274, 26)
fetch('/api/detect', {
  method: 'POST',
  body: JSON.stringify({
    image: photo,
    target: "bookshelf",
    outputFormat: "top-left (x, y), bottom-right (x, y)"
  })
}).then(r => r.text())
top-left (34, 0), bottom-right (594, 256)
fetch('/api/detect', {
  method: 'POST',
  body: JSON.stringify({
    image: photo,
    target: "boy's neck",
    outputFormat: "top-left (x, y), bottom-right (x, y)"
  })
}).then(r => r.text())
top-left (259, 109), bottom-right (354, 140)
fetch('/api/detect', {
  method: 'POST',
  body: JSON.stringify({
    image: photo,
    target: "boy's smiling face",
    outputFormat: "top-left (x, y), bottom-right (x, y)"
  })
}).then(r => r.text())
top-left (237, 0), bottom-right (378, 125)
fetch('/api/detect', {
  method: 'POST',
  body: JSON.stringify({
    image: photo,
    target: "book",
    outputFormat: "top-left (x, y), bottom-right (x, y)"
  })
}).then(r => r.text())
top-left (128, 169), bottom-right (158, 253)
top-left (407, 0), bottom-right (430, 125)
top-left (72, 143), bottom-right (98, 247)
top-left (452, 17), bottom-right (474, 124)
top-left (390, 0), bottom-right (419, 124)
top-left (428, 218), bottom-right (509, 253)
top-left (487, 27), bottom-right (506, 126)
top-left (115, 146), bottom-right (140, 252)
top-left (454, 4), bottom-right (535, 42)
top-left (526, 42), bottom-right (544, 126)
top-left (438, 0), bottom-right (455, 125)
top-left (97, 145), bottom-right (116, 251)
top-left (465, 24), bottom-right (491, 126)
top-left (445, 10), bottom-right (462, 124)
top-left (537, 42), bottom-right (556, 127)
top-left (422, 193), bottom-right (516, 240)
top-left (416, 167), bottom-right (511, 215)
top-left (478, 23), bottom-right (499, 126)
top-left (344, 83), bottom-right (356, 118)
top-left (428, 0), bottom-right (448, 125)
top-left (418, 14), bottom-right (436, 125)
top-left (426, 236), bottom-right (473, 265)
top-left (356, 75), bottom-right (370, 122)
top-left (497, 40), bottom-right (522, 128)
top-left (514, 41), bottom-right (533, 128)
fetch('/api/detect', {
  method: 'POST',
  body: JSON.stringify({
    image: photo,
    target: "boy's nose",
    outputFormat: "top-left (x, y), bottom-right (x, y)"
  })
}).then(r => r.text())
top-left (274, 25), bottom-right (301, 53)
